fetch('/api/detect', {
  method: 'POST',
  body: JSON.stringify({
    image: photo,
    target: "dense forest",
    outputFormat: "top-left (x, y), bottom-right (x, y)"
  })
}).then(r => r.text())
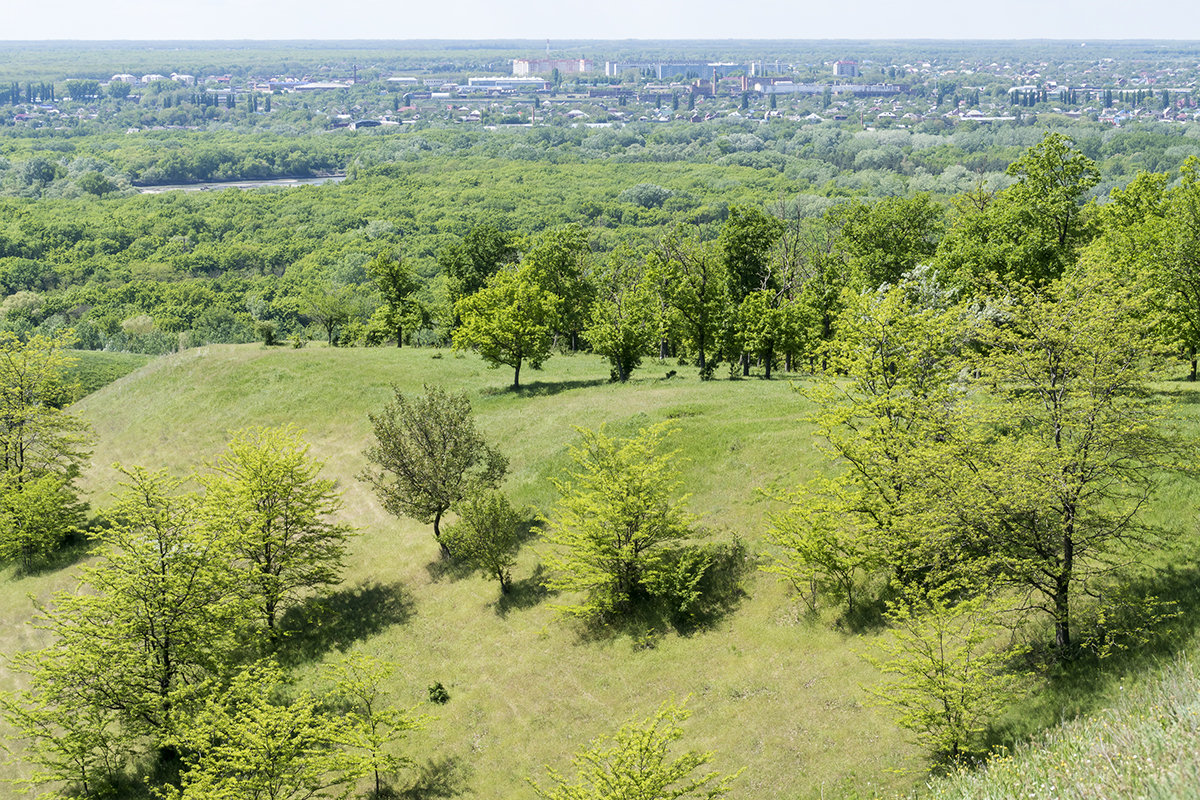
top-left (1, 119), bottom-right (1200, 359)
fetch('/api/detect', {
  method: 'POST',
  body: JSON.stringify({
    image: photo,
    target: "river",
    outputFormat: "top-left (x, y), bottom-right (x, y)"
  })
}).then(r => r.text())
top-left (137, 174), bottom-right (347, 194)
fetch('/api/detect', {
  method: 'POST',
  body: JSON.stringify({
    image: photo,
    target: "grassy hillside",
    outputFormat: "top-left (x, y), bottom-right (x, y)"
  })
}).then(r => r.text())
top-left (922, 652), bottom-right (1200, 800)
top-left (63, 350), bottom-right (154, 402)
top-left (4, 344), bottom-right (1198, 799)
top-left (1, 344), bottom-right (918, 799)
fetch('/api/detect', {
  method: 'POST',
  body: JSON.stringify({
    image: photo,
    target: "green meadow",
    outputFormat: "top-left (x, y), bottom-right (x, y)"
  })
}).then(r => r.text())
top-left (3, 344), bottom-right (1199, 799)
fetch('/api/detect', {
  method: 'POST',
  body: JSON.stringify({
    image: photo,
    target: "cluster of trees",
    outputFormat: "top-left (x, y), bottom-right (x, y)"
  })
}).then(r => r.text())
top-left (437, 195), bottom-right (941, 388)
top-left (447, 134), bottom-right (1200, 396)
top-left (763, 137), bottom-right (1198, 760)
top-left (0, 330), bottom-right (91, 570)
top-left (362, 386), bottom-right (731, 627)
top-left (0, 425), bottom-right (429, 798)
top-left (2, 120), bottom-right (1200, 365)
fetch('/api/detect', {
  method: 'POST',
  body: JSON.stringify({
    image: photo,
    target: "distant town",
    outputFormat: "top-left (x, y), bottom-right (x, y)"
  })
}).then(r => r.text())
top-left (5, 41), bottom-right (1200, 133)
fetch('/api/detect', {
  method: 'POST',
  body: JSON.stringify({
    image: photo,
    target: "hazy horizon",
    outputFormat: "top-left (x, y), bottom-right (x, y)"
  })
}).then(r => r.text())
top-left (6, 0), bottom-right (1200, 43)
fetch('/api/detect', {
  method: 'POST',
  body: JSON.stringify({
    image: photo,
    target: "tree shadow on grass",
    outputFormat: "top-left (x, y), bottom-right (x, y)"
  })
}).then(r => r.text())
top-left (17, 537), bottom-right (95, 578)
top-left (481, 378), bottom-right (609, 399)
top-left (276, 581), bottom-right (414, 668)
top-left (1157, 376), bottom-right (1200, 393)
top-left (492, 563), bottom-right (557, 618)
top-left (835, 594), bottom-right (893, 636)
top-left (576, 539), bottom-right (755, 646)
top-left (15, 513), bottom-right (115, 578)
top-left (425, 553), bottom-right (476, 583)
top-left (982, 559), bottom-right (1200, 753)
top-left (396, 755), bottom-right (471, 799)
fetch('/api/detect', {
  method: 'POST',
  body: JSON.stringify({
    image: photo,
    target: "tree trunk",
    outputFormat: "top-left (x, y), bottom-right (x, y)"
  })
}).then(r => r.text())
top-left (512, 359), bottom-right (522, 389)
top-left (1055, 530), bottom-right (1074, 652)
top-left (741, 352), bottom-right (750, 376)
top-left (433, 508), bottom-right (451, 559)
top-left (764, 345), bottom-right (774, 379)
top-left (395, 323), bottom-right (403, 348)
top-left (1054, 579), bottom-right (1071, 651)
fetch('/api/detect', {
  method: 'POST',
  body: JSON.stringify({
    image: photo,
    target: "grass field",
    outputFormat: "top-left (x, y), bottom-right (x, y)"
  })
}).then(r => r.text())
top-left (921, 652), bottom-right (1200, 800)
top-left (2, 343), bottom-right (1198, 799)
top-left (63, 350), bottom-right (154, 403)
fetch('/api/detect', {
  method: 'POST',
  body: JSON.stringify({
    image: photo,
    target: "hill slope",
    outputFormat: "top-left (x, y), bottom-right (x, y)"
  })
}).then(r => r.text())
top-left (923, 652), bottom-right (1200, 800)
top-left (2, 344), bottom-right (918, 799)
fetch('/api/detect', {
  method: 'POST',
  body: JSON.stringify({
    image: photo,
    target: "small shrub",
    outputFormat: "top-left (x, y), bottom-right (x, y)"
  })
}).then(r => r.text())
top-left (428, 682), bottom-right (450, 704)
top-left (254, 319), bottom-right (278, 347)
top-left (441, 490), bottom-right (523, 593)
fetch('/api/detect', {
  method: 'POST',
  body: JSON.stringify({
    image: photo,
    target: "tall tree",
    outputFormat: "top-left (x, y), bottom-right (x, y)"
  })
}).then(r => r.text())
top-left (719, 205), bottom-right (784, 302)
top-left (544, 422), bottom-right (697, 619)
top-left (521, 224), bottom-right (594, 351)
top-left (935, 133), bottom-right (1099, 288)
top-left (202, 426), bottom-right (352, 641)
top-left (770, 203), bottom-right (850, 366)
top-left (831, 193), bottom-right (944, 289)
top-left (769, 269), bottom-right (1185, 652)
top-left (0, 330), bottom-right (91, 568)
top-left (367, 252), bottom-right (419, 348)
top-left (6, 468), bottom-right (247, 767)
top-left (961, 276), bottom-right (1180, 651)
top-left (652, 232), bottom-right (729, 380)
top-left (0, 330), bottom-right (92, 486)
top-left (585, 248), bottom-right (657, 382)
top-left (437, 224), bottom-right (519, 306)
top-left (1095, 159), bottom-right (1200, 379)
top-left (304, 285), bottom-right (360, 347)
top-left (719, 206), bottom-right (784, 375)
top-left (361, 386), bottom-right (507, 558)
top-left (167, 661), bottom-right (358, 800)
top-left (766, 268), bottom-right (979, 614)
top-left (454, 264), bottom-right (559, 389)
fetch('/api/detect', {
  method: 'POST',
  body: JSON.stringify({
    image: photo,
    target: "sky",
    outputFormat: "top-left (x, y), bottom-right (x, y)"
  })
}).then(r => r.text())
top-left (6, 0), bottom-right (1200, 41)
